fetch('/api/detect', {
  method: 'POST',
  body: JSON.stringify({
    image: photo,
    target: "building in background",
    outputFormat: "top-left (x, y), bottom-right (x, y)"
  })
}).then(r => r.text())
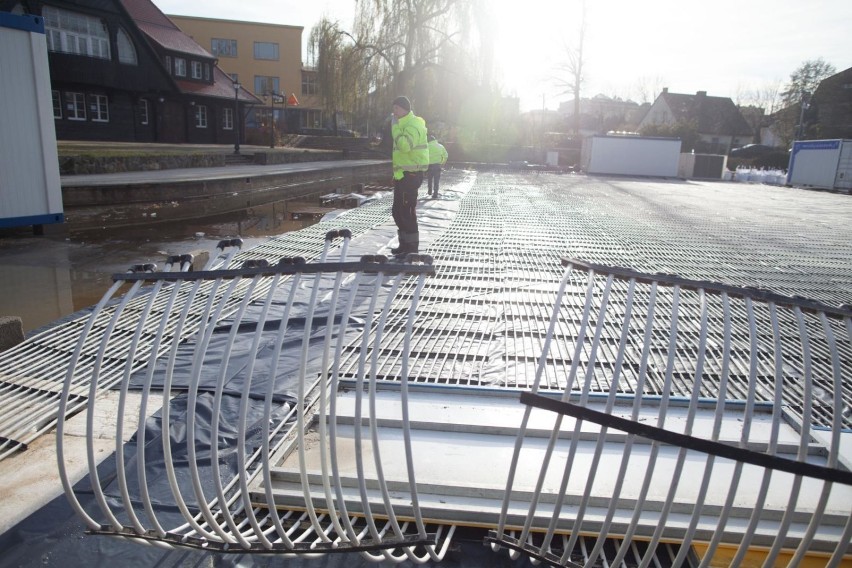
top-left (810, 66), bottom-right (852, 140)
top-left (168, 15), bottom-right (322, 135)
top-left (1, 0), bottom-right (261, 144)
top-left (638, 88), bottom-right (754, 154)
top-left (558, 94), bottom-right (644, 136)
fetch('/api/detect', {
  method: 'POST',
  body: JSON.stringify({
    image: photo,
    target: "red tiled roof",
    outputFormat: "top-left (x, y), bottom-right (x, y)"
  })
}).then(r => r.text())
top-left (135, 20), bottom-right (212, 57)
top-left (178, 67), bottom-right (262, 104)
top-left (119, 0), bottom-right (260, 104)
top-left (120, 0), bottom-right (211, 58)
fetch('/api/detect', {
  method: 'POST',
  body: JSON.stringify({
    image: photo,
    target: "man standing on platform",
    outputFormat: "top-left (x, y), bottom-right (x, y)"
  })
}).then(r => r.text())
top-left (389, 96), bottom-right (429, 257)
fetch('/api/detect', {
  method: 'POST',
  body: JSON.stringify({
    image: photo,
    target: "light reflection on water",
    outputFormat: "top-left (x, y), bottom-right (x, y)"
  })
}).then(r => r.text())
top-left (0, 199), bottom-right (325, 334)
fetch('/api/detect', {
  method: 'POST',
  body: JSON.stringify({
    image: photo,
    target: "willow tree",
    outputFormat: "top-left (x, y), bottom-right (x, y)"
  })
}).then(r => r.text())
top-left (348, 1), bottom-right (492, 113)
top-left (309, 1), bottom-right (498, 138)
top-left (308, 18), bottom-right (366, 132)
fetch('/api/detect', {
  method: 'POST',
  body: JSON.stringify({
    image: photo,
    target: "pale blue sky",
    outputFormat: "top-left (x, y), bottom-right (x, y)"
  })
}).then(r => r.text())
top-left (154, 0), bottom-right (851, 110)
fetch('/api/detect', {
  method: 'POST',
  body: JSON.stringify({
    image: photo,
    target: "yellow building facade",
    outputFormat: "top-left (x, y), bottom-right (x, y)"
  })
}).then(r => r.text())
top-left (168, 15), bottom-right (322, 132)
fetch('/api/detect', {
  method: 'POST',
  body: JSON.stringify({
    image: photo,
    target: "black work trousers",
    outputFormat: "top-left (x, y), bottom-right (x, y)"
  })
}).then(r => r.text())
top-left (392, 171), bottom-right (423, 234)
top-left (427, 164), bottom-right (442, 194)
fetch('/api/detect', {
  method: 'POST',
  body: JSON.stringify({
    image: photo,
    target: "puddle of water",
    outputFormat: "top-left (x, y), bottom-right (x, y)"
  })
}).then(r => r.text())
top-left (0, 200), bottom-right (326, 334)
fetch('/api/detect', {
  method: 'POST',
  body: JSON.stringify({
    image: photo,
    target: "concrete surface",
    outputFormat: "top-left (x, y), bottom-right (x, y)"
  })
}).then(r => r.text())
top-left (0, 391), bottom-right (160, 535)
top-left (0, 316), bottom-right (24, 351)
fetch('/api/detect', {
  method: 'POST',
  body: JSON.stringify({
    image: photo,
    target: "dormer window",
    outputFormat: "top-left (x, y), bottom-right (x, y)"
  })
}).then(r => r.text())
top-left (174, 57), bottom-right (186, 77)
top-left (191, 61), bottom-right (202, 79)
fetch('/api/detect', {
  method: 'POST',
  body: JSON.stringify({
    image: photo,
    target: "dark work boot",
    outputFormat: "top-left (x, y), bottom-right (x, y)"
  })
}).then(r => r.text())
top-left (394, 231), bottom-right (419, 257)
top-left (390, 231), bottom-right (404, 255)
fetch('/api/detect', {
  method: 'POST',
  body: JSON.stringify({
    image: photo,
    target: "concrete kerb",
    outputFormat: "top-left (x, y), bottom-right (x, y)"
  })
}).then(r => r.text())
top-left (0, 316), bottom-right (24, 352)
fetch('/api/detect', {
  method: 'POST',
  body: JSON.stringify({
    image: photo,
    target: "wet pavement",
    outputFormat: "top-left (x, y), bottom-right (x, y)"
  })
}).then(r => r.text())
top-left (0, 199), bottom-right (326, 334)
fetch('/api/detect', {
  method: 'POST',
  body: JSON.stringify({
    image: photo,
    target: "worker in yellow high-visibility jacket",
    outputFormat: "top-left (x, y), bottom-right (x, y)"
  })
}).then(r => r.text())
top-left (389, 96), bottom-right (428, 256)
top-left (427, 134), bottom-right (449, 198)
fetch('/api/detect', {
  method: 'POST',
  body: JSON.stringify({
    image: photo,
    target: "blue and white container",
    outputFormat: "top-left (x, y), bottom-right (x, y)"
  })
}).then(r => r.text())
top-left (786, 139), bottom-right (852, 192)
top-left (0, 13), bottom-right (63, 229)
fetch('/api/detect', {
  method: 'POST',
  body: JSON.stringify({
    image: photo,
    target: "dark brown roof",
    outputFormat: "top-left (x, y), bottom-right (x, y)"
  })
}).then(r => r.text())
top-left (660, 91), bottom-right (753, 136)
top-left (121, 0), bottom-right (212, 57)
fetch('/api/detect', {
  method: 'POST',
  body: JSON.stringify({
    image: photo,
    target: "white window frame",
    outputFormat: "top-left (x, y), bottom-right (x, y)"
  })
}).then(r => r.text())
top-left (140, 99), bottom-right (149, 125)
top-left (66, 91), bottom-right (86, 120)
top-left (43, 6), bottom-right (110, 60)
top-left (191, 61), bottom-right (203, 79)
top-left (223, 107), bottom-right (233, 130)
top-left (89, 94), bottom-right (109, 122)
top-left (52, 90), bottom-right (62, 119)
top-left (175, 57), bottom-right (186, 77)
top-left (195, 105), bottom-right (208, 128)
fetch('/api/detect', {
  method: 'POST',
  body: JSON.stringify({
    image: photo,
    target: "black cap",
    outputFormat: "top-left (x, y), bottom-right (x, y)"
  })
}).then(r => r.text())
top-left (392, 96), bottom-right (411, 112)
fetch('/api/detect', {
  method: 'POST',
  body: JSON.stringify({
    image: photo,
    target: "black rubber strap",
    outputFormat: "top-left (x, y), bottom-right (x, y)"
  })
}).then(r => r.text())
top-left (521, 392), bottom-right (852, 486)
top-left (113, 258), bottom-right (435, 282)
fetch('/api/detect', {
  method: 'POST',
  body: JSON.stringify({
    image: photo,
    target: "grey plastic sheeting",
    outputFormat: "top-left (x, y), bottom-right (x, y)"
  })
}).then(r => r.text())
top-left (125, 270), bottom-right (379, 400)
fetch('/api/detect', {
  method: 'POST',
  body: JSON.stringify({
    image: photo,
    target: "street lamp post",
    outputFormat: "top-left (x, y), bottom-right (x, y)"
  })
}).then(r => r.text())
top-left (796, 92), bottom-right (811, 141)
top-left (267, 92), bottom-right (276, 149)
top-left (233, 81), bottom-right (241, 154)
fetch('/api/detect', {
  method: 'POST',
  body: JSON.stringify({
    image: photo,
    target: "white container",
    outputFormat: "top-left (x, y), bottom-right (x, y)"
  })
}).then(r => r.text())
top-left (583, 135), bottom-right (680, 178)
top-left (0, 13), bottom-right (63, 229)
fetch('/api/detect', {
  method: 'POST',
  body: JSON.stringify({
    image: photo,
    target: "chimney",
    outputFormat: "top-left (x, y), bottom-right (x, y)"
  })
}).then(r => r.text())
top-left (696, 90), bottom-right (707, 97)
top-left (662, 87), bottom-right (668, 94)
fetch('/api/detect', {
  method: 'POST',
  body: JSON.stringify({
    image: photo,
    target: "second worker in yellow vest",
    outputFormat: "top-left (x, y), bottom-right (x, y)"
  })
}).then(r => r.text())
top-left (426, 135), bottom-right (449, 198)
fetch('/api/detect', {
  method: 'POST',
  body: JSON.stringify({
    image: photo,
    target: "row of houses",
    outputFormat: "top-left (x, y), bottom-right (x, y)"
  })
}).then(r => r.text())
top-left (555, 67), bottom-right (852, 155)
top-left (1, 0), bottom-right (325, 145)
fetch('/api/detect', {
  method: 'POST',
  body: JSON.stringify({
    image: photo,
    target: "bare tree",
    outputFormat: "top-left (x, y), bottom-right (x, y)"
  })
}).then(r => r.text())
top-left (633, 75), bottom-right (667, 105)
top-left (553, 0), bottom-right (586, 135)
top-left (735, 80), bottom-right (782, 143)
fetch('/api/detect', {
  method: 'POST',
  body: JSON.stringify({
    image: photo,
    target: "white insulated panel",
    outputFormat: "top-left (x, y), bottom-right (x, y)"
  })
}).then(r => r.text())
top-left (0, 14), bottom-right (63, 227)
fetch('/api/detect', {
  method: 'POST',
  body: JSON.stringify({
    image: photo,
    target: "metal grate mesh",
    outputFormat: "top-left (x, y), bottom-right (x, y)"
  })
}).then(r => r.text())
top-left (6, 169), bottom-right (852, 565)
top-left (330, 172), bottom-right (852, 430)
